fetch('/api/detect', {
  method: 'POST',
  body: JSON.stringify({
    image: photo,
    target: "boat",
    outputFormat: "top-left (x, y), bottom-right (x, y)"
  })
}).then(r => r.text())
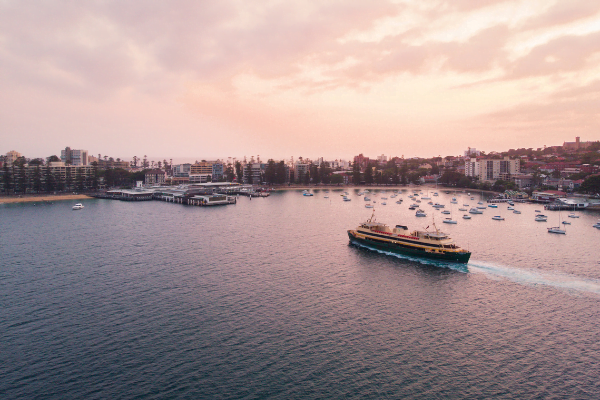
top-left (476, 206), bottom-right (486, 209)
top-left (548, 212), bottom-right (566, 234)
top-left (72, 203), bottom-right (84, 210)
top-left (469, 208), bottom-right (483, 214)
top-left (432, 203), bottom-right (445, 208)
top-left (396, 200), bottom-right (403, 204)
top-left (470, 197), bottom-right (475, 200)
top-left (568, 213), bottom-right (579, 218)
top-left (303, 192), bottom-right (313, 196)
top-left (365, 204), bottom-right (373, 208)
top-left (562, 221), bottom-right (571, 225)
top-left (416, 209), bottom-right (427, 217)
top-left (364, 197), bottom-right (371, 201)
top-left (513, 210), bottom-right (521, 214)
top-left (535, 214), bottom-right (548, 222)
top-left (433, 193), bottom-right (439, 196)
top-left (458, 208), bottom-right (467, 212)
top-left (382, 202), bottom-right (387, 205)
top-left (593, 221), bottom-right (600, 229)
top-left (441, 210), bottom-right (450, 215)
top-left (535, 209), bottom-right (541, 213)
top-left (508, 201), bottom-right (515, 206)
top-left (492, 215), bottom-right (504, 221)
top-left (462, 214), bottom-right (471, 219)
top-left (488, 204), bottom-right (498, 208)
top-left (507, 206), bottom-right (514, 210)
top-left (443, 218), bottom-right (457, 224)
top-left (409, 206), bottom-right (417, 210)
top-left (343, 197), bottom-right (351, 202)
top-left (348, 212), bottom-right (471, 263)
top-left (324, 196), bottom-right (329, 198)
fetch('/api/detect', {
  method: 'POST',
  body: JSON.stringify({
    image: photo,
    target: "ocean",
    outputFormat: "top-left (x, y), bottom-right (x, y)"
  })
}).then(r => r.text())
top-left (1, 188), bottom-right (599, 399)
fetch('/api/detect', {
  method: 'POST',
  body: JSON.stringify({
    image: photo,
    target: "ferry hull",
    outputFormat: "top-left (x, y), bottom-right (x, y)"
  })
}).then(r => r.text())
top-left (348, 231), bottom-right (471, 264)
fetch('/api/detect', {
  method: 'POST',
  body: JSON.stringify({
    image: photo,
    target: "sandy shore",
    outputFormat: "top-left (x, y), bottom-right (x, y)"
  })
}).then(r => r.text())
top-left (0, 194), bottom-right (94, 204)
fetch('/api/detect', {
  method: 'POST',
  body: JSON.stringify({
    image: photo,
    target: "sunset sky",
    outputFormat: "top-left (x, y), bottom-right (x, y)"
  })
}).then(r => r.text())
top-left (1, 0), bottom-right (600, 161)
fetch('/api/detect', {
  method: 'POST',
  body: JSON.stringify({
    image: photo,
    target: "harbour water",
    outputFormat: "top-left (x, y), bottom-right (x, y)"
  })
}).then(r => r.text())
top-left (1, 189), bottom-right (600, 399)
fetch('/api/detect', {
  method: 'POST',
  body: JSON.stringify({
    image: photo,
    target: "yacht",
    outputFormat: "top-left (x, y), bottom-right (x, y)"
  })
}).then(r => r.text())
top-left (348, 212), bottom-right (471, 263)
top-left (469, 208), bottom-right (483, 214)
top-left (443, 218), bottom-right (457, 224)
top-left (548, 226), bottom-right (566, 234)
top-left (535, 214), bottom-right (548, 222)
top-left (72, 203), bottom-right (84, 210)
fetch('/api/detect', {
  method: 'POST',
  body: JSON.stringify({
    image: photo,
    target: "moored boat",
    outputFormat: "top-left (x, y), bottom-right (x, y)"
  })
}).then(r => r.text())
top-left (72, 203), bottom-right (84, 210)
top-left (347, 212), bottom-right (471, 263)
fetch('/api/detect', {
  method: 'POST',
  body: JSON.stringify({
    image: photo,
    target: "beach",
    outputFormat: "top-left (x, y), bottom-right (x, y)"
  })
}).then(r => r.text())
top-left (0, 194), bottom-right (93, 204)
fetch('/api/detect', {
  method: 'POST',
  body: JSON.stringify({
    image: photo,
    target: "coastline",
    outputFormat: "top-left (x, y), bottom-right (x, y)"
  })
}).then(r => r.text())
top-left (0, 194), bottom-right (93, 204)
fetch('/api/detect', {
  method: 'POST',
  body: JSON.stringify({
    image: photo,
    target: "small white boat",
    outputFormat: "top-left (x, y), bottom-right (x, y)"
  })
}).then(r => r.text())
top-left (507, 206), bottom-right (514, 210)
top-left (364, 197), bottom-right (371, 201)
top-left (568, 213), bottom-right (579, 218)
top-left (492, 215), bottom-right (504, 221)
top-left (469, 208), bottom-right (483, 214)
top-left (535, 214), bottom-right (548, 222)
top-left (303, 193), bottom-right (313, 196)
top-left (343, 197), bottom-right (351, 202)
top-left (324, 196), bottom-right (329, 198)
top-left (415, 209), bottom-right (427, 217)
top-left (443, 218), bottom-right (457, 224)
top-left (433, 193), bottom-right (439, 196)
top-left (513, 210), bottom-right (521, 214)
top-left (488, 204), bottom-right (498, 208)
top-left (562, 221), bottom-right (571, 225)
top-left (441, 210), bottom-right (450, 215)
top-left (462, 214), bottom-right (471, 219)
top-left (382, 202), bottom-right (387, 205)
top-left (476, 206), bottom-right (486, 209)
top-left (432, 203), bottom-right (445, 208)
top-left (365, 204), bottom-right (373, 208)
top-left (593, 222), bottom-right (600, 229)
top-left (548, 227), bottom-right (566, 234)
top-left (72, 203), bottom-right (84, 210)
top-left (396, 200), bottom-right (402, 204)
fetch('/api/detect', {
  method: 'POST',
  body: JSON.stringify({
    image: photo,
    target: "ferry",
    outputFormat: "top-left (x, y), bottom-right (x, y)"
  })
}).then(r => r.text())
top-left (348, 212), bottom-right (471, 263)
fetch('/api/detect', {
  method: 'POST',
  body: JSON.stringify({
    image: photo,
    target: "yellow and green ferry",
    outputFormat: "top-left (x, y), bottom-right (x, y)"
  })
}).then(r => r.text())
top-left (348, 212), bottom-right (471, 263)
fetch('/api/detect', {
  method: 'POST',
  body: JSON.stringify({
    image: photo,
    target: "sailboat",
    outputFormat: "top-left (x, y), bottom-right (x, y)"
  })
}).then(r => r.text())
top-left (548, 211), bottom-right (566, 234)
top-left (443, 203), bottom-right (457, 224)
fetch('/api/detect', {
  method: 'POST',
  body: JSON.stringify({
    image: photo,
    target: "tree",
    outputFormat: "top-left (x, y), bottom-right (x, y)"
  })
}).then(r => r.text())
top-left (579, 175), bottom-right (600, 194)
top-left (65, 168), bottom-right (73, 191)
top-left (16, 163), bottom-right (27, 193)
top-left (277, 161), bottom-right (287, 184)
top-left (235, 161), bottom-right (243, 183)
top-left (46, 155), bottom-right (60, 165)
top-left (331, 174), bottom-right (344, 185)
top-left (364, 166), bottom-right (373, 185)
top-left (352, 161), bottom-right (361, 184)
top-left (44, 165), bottom-right (55, 192)
top-left (2, 163), bottom-right (12, 193)
top-left (245, 163), bottom-right (253, 184)
top-left (33, 166), bottom-right (42, 192)
top-left (75, 168), bottom-right (84, 191)
top-left (29, 158), bottom-right (44, 166)
top-left (265, 159), bottom-right (277, 184)
top-left (91, 162), bottom-right (99, 190)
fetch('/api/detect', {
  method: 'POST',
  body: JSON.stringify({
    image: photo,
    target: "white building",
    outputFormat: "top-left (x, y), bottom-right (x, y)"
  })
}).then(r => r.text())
top-left (478, 157), bottom-right (520, 182)
top-left (61, 147), bottom-right (88, 166)
top-left (464, 158), bottom-right (480, 177)
top-left (464, 148), bottom-right (481, 158)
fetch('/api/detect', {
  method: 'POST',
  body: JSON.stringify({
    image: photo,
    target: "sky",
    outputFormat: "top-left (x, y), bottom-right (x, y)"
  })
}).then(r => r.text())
top-left (1, 0), bottom-right (600, 162)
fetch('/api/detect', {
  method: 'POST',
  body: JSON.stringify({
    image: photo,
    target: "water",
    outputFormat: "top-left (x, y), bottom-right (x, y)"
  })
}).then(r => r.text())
top-left (1, 189), bottom-right (600, 399)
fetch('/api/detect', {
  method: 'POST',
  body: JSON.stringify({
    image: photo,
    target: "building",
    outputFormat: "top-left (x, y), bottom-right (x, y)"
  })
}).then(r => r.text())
top-left (562, 137), bottom-right (594, 151)
top-left (5, 150), bottom-right (22, 166)
top-left (353, 154), bottom-right (370, 171)
top-left (61, 147), bottom-right (88, 166)
top-left (464, 158), bottom-right (480, 177)
top-left (145, 169), bottom-right (166, 185)
top-left (377, 154), bottom-right (387, 164)
top-left (294, 163), bottom-right (310, 183)
top-left (190, 161), bottom-right (213, 183)
top-left (464, 148), bottom-right (480, 158)
top-left (477, 156), bottom-right (520, 183)
top-left (173, 163), bottom-right (192, 177)
top-left (212, 162), bottom-right (224, 181)
top-left (96, 159), bottom-right (130, 169)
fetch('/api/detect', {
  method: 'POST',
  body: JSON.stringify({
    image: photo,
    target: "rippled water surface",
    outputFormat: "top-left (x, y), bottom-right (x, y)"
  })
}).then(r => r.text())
top-left (1, 189), bottom-right (600, 399)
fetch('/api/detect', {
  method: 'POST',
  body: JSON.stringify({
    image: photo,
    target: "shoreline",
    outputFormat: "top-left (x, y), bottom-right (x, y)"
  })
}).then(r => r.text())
top-left (0, 194), bottom-right (94, 204)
